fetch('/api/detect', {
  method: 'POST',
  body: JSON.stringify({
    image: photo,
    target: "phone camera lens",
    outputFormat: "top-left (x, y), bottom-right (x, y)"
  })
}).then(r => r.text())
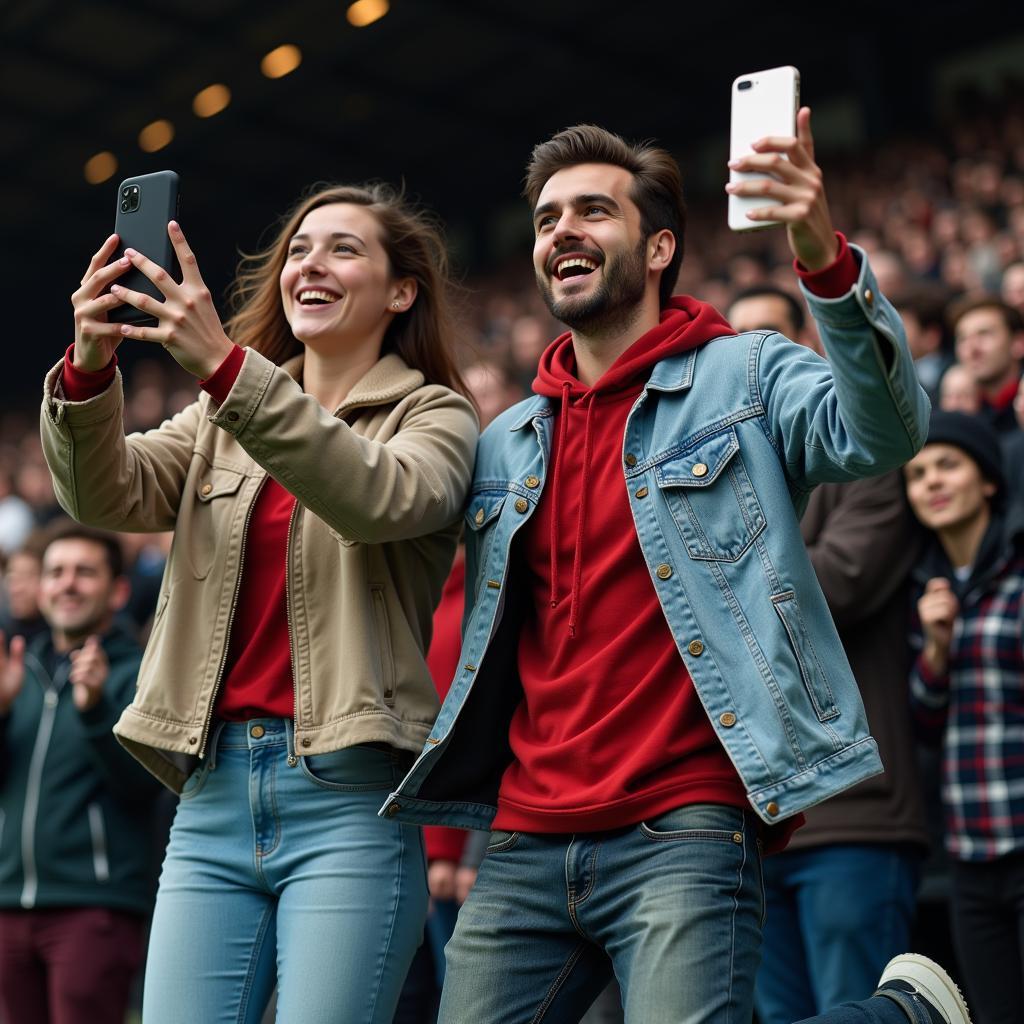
top-left (122, 187), bottom-right (131, 197)
top-left (738, 80), bottom-right (752, 91)
top-left (121, 200), bottom-right (130, 212)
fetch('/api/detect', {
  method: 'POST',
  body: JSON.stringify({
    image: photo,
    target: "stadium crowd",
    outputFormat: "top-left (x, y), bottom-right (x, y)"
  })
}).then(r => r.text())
top-left (1, 80), bottom-right (1023, 1024)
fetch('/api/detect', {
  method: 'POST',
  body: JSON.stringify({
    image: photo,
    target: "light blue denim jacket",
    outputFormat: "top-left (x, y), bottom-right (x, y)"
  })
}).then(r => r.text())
top-left (381, 248), bottom-right (930, 829)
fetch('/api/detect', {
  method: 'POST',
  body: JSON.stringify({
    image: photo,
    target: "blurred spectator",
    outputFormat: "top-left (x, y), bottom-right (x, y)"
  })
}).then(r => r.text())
top-left (894, 288), bottom-right (952, 404)
top-left (0, 537), bottom-right (46, 644)
top-left (949, 296), bottom-right (1024, 435)
top-left (938, 364), bottom-right (982, 414)
top-left (1002, 260), bottom-right (1024, 317)
top-left (462, 359), bottom-right (526, 430)
top-left (508, 313), bottom-right (549, 393)
top-left (0, 471), bottom-right (33, 558)
top-left (0, 519), bottom-right (162, 1024)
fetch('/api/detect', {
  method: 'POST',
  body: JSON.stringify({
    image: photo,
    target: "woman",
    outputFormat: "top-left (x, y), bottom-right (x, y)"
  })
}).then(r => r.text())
top-left (903, 410), bottom-right (1024, 1024)
top-left (40, 184), bottom-right (478, 1023)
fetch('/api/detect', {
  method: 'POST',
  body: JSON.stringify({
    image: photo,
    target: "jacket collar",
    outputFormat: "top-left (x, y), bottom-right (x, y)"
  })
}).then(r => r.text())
top-left (280, 352), bottom-right (426, 417)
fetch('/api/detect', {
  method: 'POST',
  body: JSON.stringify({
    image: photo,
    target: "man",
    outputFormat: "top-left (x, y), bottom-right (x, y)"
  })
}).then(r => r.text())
top-left (0, 538), bottom-right (47, 643)
top-left (0, 520), bottom-right (160, 1024)
top-left (729, 288), bottom-right (929, 1023)
top-left (383, 113), bottom-right (964, 1024)
top-left (950, 296), bottom-right (1024, 436)
top-left (893, 288), bottom-right (951, 405)
top-left (904, 412), bottom-right (1024, 1024)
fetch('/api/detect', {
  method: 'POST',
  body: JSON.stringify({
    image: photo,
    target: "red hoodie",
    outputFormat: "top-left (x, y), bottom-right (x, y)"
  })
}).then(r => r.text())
top-left (492, 297), bottom-right (753, 833)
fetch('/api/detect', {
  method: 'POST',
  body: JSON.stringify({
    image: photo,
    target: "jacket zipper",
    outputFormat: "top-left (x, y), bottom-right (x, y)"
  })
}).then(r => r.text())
top-left (199, 475), bottom-right (267, 758)
top-left (20, 656), bottom-right (69, 909)
top-left (285, 501), bottom-right (300, 766)
top-left (87, 803), bottom-right (110, 882)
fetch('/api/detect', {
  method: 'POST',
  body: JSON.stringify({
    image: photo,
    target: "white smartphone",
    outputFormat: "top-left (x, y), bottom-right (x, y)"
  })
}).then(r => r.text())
top-left (728, 66), bottom-right (801, 232)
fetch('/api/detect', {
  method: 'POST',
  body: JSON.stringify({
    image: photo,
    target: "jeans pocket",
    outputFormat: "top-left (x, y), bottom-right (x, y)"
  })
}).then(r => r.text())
top-left (179, 760), bottom-right (213, 801)
top-left (484, 830), bottom-right (520, 854)
top-left (300, 745), bottom-right (399, 791)
top-left (638, 803), bottom-right (747, 843)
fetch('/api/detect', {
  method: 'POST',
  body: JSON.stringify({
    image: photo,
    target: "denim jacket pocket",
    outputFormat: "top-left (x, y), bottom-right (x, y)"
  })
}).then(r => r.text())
top-left (654, 427), bottom-right (765, 562)
top-left (771, 591), bottom-right (840, 722)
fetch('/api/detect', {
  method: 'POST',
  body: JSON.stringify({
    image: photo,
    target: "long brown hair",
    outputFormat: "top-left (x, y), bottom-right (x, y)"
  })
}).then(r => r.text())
top-left (224, 183), bottom-right (469, 399)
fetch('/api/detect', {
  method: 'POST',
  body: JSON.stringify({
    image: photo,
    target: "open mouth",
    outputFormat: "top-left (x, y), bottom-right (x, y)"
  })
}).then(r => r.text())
top-left (552, 255), bottom-right (600, 281)
top-left (297, 288), bottom-right (341, 306)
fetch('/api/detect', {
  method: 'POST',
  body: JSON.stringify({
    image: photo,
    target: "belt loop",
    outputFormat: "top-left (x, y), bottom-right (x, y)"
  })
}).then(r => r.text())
top-left (285, 719), bottom-right (298, 768)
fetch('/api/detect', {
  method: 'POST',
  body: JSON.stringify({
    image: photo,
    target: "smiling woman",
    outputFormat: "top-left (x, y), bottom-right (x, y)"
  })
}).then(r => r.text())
top-left (38, 182), bottom-right (478, 1023)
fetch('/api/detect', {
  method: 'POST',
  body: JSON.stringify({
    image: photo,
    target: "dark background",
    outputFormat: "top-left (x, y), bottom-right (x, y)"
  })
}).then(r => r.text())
top-left (4, 0), bottom-right (1024, 398)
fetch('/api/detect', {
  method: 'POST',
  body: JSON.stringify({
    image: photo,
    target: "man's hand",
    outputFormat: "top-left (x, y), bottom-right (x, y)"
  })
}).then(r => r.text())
top-left (918, 577), bottom-right (959, 675)
top-left (428, 859), bottom-right (458, 902)
top-left (726, 107), bottom-right (839, 272)
top-left (455, 865), bottom-right (478, 905)
top-left (0, 632), bottom-right (25, 715)
top-left (69, 635), bottom-right (109, 712)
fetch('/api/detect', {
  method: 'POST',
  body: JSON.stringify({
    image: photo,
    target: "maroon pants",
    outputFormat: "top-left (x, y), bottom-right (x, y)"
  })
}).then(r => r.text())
top-left (0, 907), bottom-right (145, 1024)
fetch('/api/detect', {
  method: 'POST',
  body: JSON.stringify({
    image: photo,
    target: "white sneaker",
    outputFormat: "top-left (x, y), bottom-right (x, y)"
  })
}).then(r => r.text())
top-left (876, 953), bottom-right (972, 1024)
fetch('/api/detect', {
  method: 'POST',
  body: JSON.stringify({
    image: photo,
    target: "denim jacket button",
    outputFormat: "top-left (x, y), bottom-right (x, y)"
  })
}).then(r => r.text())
top-left (691, 462), bottom-right (708, 478)
top-left (524, 475), bottom-right (540, 489)
top-left (514, 498), bottom-right (528, 514)
top-left (655, 563), bottom-right (672, 580)
top-left (474, 508), bottom-right (485, 525)
top-left (385, 802), bottom-right (401, 818)
top-left (688, 639), bottom-right (704, 656)
top-left (719, 711), bottom-right (736, 727)
top-left (635, 486), bottom-right (649, 499)
top-left (864, 288), bottom-right (874, 306)
top-left (765, 801), bottom-right (780, 817)
top-left (624, 453), bottom-right (638, 467)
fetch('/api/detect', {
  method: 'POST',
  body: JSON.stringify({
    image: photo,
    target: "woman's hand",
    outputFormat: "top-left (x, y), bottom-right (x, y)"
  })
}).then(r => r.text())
top-left (918, 577), bottom-right (959, 676)
top-left (110, 221), bottom-right (235, 379)
top-left (71, 234), bottom-right (133, 372)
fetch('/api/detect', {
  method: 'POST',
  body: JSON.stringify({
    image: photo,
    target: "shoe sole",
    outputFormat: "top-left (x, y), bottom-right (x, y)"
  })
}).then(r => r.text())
top-left (878, 953), bottom-right (973, 1024)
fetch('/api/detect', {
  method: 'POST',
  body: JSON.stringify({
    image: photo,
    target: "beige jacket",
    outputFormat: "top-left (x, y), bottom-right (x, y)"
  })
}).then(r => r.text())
top-left (40, 348), bottom-right (477, 792)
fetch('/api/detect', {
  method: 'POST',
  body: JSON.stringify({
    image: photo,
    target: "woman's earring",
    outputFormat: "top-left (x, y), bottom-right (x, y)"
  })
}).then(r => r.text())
top-left (392, 301), bottom-right (401, 310)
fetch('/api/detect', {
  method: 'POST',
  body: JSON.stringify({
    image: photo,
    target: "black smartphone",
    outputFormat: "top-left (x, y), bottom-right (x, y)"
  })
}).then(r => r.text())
top-left (107, 170), bottom-right (181, 325)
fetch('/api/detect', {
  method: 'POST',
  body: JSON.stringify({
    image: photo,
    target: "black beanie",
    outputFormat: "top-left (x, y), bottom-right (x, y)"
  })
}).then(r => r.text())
top-left (925, 410), bottom-right (1005, 496)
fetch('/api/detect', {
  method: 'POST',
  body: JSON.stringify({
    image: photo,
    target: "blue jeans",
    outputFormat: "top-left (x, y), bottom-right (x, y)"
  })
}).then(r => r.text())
top-left (756, 844), bottom-right (920, 1024)
top-left (437, 803), bottom-right (764, 1023)
top-left (142, 720), bottom-right (428, 1024)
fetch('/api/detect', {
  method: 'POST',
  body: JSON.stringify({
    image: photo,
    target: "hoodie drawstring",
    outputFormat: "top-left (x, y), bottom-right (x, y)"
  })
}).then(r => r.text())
top-left (549, 384), bottom-right (597, 639)
top-left (567, 393), bottom-right (597, 638)
top-left (549, 381), bottom-right (572, 610)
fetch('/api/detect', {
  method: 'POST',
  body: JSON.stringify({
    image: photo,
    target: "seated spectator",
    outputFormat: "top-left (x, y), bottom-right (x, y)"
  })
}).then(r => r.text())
top-left (903, 412), bottom-right (1024, 1024)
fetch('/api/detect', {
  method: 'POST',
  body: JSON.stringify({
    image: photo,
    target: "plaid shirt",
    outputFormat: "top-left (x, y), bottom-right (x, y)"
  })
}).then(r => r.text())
top-left (910, 545), bottom-right (1024, 862)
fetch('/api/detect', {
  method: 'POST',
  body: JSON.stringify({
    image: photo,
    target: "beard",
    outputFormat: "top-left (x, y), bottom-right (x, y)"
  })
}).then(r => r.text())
top-left (537, 239), bottom-right (648, 334)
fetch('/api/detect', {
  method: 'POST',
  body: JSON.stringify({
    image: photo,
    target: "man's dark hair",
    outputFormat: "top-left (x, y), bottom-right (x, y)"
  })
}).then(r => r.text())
top-left (524, 124), bottom-right (686, 308)
top-left (39, 517), bottom-right (124, 579)
top-left (729, 285), bottom-right (806, 335)
top-left (947, 294), bottom-right (1024, 335)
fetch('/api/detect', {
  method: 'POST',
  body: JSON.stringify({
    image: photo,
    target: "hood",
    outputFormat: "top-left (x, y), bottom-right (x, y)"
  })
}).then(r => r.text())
top-left (533, 295), bottom-right (735, 399)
